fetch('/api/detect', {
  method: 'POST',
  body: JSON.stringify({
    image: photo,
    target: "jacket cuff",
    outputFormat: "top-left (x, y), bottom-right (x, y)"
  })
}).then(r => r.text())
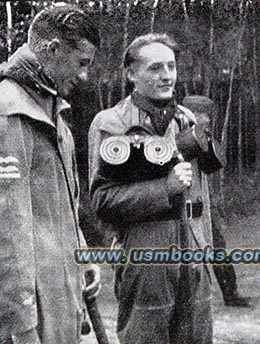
top-left (0, 298), bottom-right (38, 342)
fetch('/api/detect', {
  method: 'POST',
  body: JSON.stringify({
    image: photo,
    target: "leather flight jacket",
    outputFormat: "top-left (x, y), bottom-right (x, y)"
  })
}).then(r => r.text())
top-left (99, 125), bottom-right (205, 221)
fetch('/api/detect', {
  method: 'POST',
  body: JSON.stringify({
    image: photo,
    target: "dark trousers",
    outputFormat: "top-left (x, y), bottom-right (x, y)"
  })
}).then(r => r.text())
top-left (116, 263), bottom-right (212, 344)
top-left (211, 207), bottom-right (237, 299)
top-left (169, 265), bottom-right (213, 344)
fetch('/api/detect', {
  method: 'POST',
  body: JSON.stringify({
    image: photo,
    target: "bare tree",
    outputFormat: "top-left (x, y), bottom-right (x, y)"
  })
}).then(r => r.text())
top-left (251, 2), bottom-right (260, 171)
top-left (121, 0), bottom-right (131, 99)
top-left (205, 0), bottom-right (214, 97)
top-left (219, 61), bottom-right (235, 202)
top-left (181, 0), bottom-right (189, 21)
top-left (6, 1), bottom-right (12, 57)
top-left (150, 0), bottom-right (159, 32)
top-left (237, 0), bottom-right (246, 183)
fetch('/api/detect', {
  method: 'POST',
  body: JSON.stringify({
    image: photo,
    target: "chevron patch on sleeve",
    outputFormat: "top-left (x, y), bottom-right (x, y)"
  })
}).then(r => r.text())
top-left (0, 156), bottom-right (21, 179)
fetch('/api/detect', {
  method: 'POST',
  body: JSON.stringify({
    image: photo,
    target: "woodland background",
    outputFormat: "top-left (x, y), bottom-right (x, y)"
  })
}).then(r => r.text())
top-left (0, 0), bottom-right (259, 243)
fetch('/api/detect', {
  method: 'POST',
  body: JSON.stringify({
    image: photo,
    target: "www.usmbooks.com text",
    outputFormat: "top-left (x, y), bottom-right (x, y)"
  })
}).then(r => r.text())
top-left (74, 245), bottom-right (260, 265)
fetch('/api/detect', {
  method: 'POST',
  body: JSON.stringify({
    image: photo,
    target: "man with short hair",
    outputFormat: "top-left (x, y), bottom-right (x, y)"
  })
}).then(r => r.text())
top-left (183, 95), bottom-right (251, 307)
top-left (89, 34), bottom-right (213, 344)
top-left (0, 4), bottom-right (100, 344)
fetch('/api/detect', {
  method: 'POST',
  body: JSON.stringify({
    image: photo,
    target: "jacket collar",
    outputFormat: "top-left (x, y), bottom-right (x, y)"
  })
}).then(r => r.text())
top-left (131, 91), bottom-right (197, 126)
top-left (0, 44), bottom-right (57, 97)
top-left (0, 79), bottom-right (70, 128)
top-left (0, 44), bottom-right (71, 127)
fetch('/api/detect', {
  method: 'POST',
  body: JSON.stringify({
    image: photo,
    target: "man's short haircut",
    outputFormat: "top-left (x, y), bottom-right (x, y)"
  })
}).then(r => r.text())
top-left (182, 95), bottom-right (215, 119)
top-left (28, 3), bottom-right (100, 48)
top-left (123, 33), bottom-right (179, 69)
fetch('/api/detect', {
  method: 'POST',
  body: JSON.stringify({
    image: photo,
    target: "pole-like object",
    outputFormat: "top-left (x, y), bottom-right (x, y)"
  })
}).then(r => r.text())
top-left (170, 153), bottom-right (195, 343)
top-left (84, 296), bottom-right (110, 344)
top-left (6, 1), bottom-right (12, 57)
top-left (83, 269), bottom-right (110, 344)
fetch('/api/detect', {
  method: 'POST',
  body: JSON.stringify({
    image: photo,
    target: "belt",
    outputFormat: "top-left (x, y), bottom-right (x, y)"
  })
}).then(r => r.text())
top-left (128, 198), bottom-right (204, 224)
top-left (186, 198), bottom-right (203, 220)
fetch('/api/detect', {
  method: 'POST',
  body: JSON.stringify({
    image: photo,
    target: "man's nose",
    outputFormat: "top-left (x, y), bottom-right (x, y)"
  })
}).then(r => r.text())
top-left (161, 65), bottom-right (172, 79)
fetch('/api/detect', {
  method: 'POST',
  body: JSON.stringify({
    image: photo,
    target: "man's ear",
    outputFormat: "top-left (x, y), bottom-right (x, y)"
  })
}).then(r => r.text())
top-left (47, 38), bottom-right (61, 55)
top-left (126, 66), bottom-right (136, 83)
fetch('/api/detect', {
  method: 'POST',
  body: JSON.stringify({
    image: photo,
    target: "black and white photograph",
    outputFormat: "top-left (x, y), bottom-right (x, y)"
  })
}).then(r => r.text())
top-left (0, 1), bottom-right (259, 343)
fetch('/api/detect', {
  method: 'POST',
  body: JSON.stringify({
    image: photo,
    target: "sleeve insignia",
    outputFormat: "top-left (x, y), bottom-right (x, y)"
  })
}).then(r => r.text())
top-left (0, 156), bottom-right (21, 179)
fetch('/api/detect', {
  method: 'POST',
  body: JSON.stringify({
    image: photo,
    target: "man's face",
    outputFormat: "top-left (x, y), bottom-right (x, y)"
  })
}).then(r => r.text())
top-left (46, 38), bottom-right (96, 99)
top-left (129, 42), bottom-right (177, 100)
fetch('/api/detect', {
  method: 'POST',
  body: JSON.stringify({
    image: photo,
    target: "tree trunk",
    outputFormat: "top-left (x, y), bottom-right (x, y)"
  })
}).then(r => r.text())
top-left (238, 93), bottom-right (243, 183)
top-left (220, 1), bottom-right (246, 196)
top-left (98, 76), bottom-right (104, 111)
top-left (6, 1), bottom-right (12, 57)
top-left (121, 1), bottom-right (131, 100)
top-left (107, 71), bottom-right (115, 109)
top-left (237, 2), bottom-right (243, 184)
top-left (203, 64), bottom-right (211, 97)
top-left (251, 7), bottom-right (260, 171)
top-left (204, 0), bottom-right (214, 97)
top-left (220, 62), bottom-right (235, 202)
top-left (244, 101), bottom-right (248, 169)
top-left (181, 0), bottom-right (189, 21)
top-left (221, 64), bottom-right (235, 147)
top-left (150, 0), bottom-right (159, 32)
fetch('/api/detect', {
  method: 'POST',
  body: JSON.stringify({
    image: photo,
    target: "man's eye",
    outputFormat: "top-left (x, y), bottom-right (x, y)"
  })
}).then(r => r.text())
top-left (149, 64), bottom-right (161, 71)
top-left (168, 63), bottom-right (175, 70)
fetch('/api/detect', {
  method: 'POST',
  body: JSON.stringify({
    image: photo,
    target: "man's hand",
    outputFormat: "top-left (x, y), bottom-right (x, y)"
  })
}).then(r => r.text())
top-left (11, 328), bottom-right (41, 344)
top-left (167, 162), bottom-right (192, 195)
top-left (83, 264), bottom-right (101, 300)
